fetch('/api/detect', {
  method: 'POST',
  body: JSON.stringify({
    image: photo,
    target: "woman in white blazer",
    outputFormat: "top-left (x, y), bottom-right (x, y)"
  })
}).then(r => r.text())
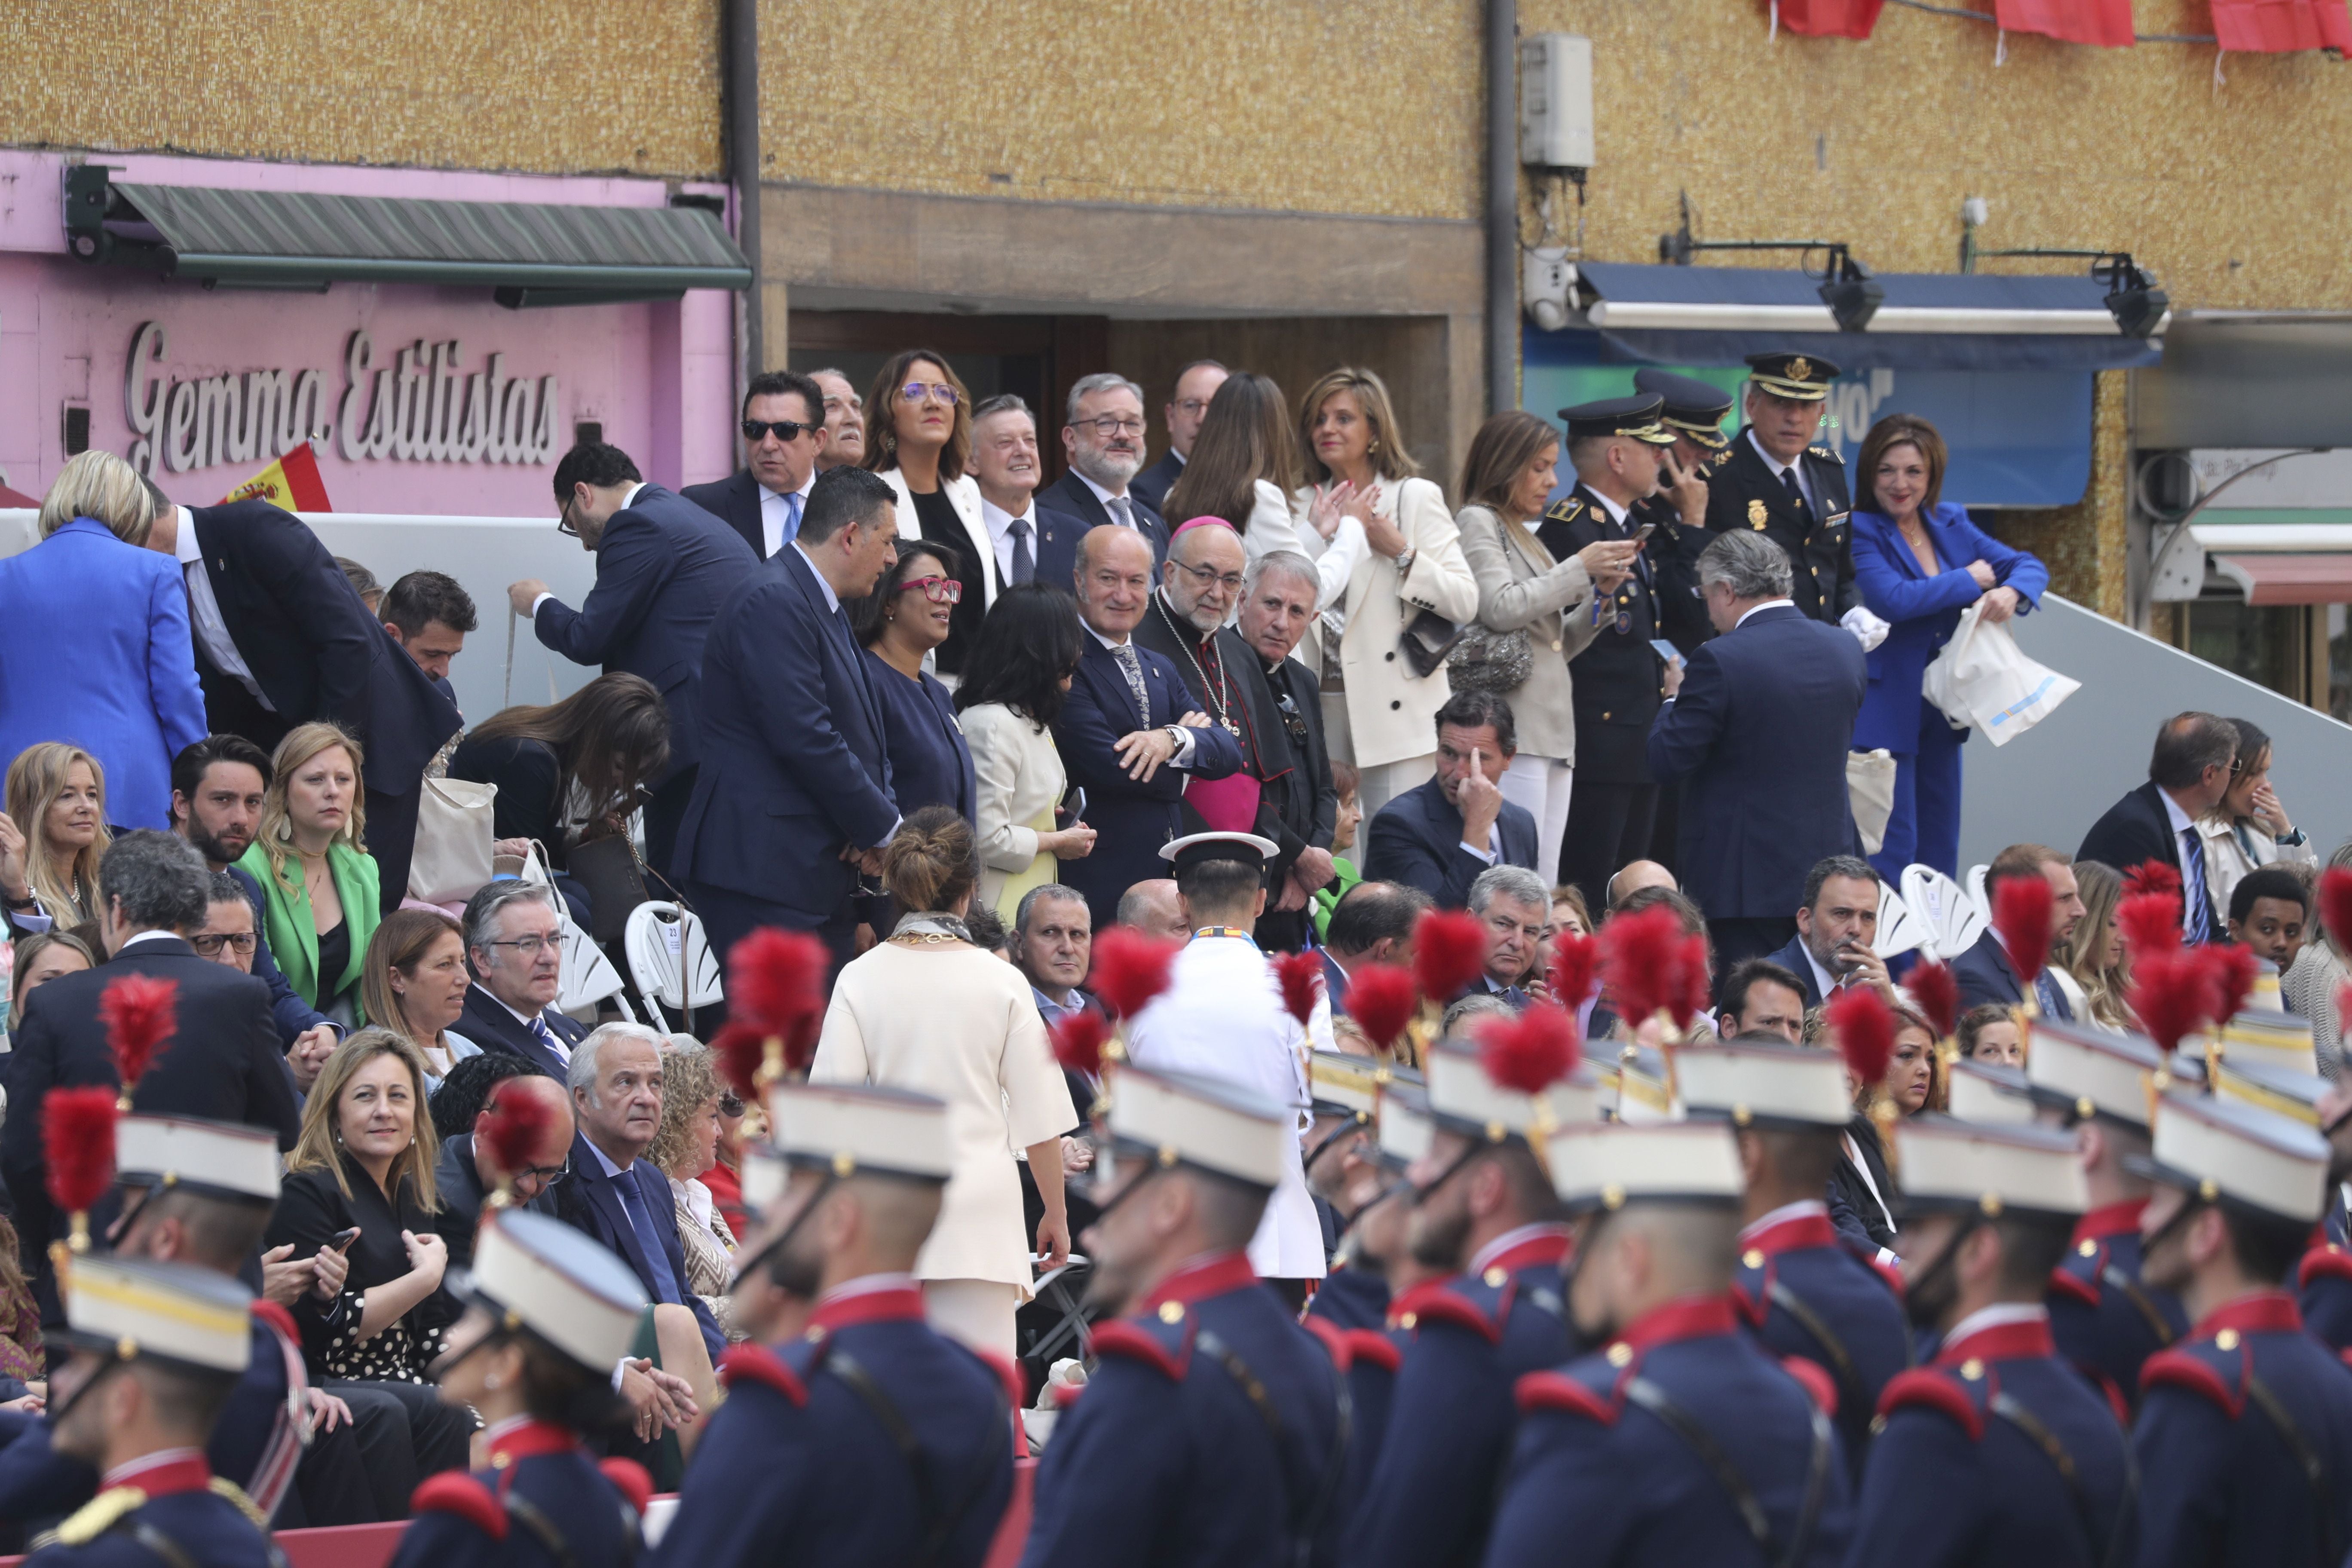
top-left (952, 585), bottom-right (1097, 917)
top-left (1289, 367), bottom-right (1479, 818)
top-left (862, 348), bottom-right (997, 682)
top-left (1453, 411), bottom-right (1643, 885)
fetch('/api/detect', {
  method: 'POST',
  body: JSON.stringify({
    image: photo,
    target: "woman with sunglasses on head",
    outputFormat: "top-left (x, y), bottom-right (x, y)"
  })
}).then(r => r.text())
top-left (849, 542), bottom-right (977, 827)
top-left (861, 349), bottom-right (996, 679)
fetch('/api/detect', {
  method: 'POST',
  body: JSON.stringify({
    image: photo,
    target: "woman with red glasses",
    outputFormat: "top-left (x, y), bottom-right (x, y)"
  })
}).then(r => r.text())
top-left (850, 541), bottom-right (977, 827)
top-left (861, 349), bottom-right (995, 680)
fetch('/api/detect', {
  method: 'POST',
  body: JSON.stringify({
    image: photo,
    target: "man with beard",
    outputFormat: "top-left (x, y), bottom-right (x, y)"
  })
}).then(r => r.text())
top-left (1485, 1120), bottom-right (1851, 1568)
top-left (1344, 1037), bottom-right (1589, 1568)
top-left (1035, 373), bottom-right (1171, 589)
top-left (167, 736), bottom-right (337, 1060)
top-left (1849, 1118), bottom-right (2135, 1567)
top-left (651, 1083), bottom-right (1014, 1568)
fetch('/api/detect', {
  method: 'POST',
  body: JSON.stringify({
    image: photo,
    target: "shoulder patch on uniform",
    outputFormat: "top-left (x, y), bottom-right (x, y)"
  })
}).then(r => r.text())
top-left (718, 1342), bottom-right (810, 1407)
top-left (1343, 1329), bottom-right (1402, 1374)
top-left (2300, 1245), bottom-right (2352, 1289)
top-left (1299, 1313), bottom-right (1352, 1374)
top-left (1780, 1356), bottom-right (1840, 1419)
top-left (411, 1473), bottom-right (508, 1539)
top-left (1391, 1281), bottom-right (1501, 1344)
top-left (1877, 1368), bottom-right (1984, 1441)
top-left (2048, 1266), bottom-right (2101, 1307)
top-left (1543, 496), bottom-right (1586, 525)
top-left (1092, 1319), bottom-right (1189, 1381)
top-left (1516, 1370), bottom-right (1617, 1423)
top-left (597, 1458), bottom-right (654, 1517)
top-left (249, 1298), bottom-right (298, 1344)
top-left (50, 1486), bottom-right (146, 1547)
top-left (1810, 446), bottom-right (1843, 463)
top-left (2141, 1347), bottom-right (2243, 1417)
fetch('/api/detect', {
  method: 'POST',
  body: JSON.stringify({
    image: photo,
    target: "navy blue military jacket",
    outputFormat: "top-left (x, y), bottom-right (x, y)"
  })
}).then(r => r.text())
top-left (1305, 1262), bottom-right (1390, 1334)
top-left (1487, 1294), bottom-right (1853, 1568)
top-left (2046, 1199), bottom-right (2187, 1416)
top-left (393, 1421), bottom-right (643, 1568)
top-left (1846, 1312), bottom-right (2135, 1568)
top-left (1345, 1227), bottom-right (1575, 1568)
top-left (2297, 1235), bottom-right (2352, 1354)
top-left (24, 1455), bottom-right (276, 1568)
top-left (1020, 1251), bottom-right (1346, 1568)
top-left (1732, 1203), bottom-right (1911, 1479)
top-left (654, 1282), bottom-right (1014, 1568)
top-left (2132, 1291), bottom-right (2352, 1568)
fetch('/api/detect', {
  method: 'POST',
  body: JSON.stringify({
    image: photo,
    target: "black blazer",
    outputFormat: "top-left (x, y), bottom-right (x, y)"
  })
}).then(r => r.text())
top-left (1033, 472), bottom-right (1170, 589)
top-left (1540, 484), bottom-right (1665, 785)
top-left (1831, 1117), bottom-right (1899, 1253)
top-left (679, 469), bottom-right (770, 561)
top-left (1262, 655), bottom-right (1339, 862)
top-left (1701, 431), bottom-right (1857, 624)
top-left (554, 1132), bottom-right (725, 1361)
top-left (2077, 781), bottom-right (2226, 943)
top-left (1360, 776), bottom-right (1540, 910)
top-left (266, 1154), bottom-right (460, 1378)
top-left (2, 935), bottom-right (299, 1268)
top-left (1763, 933), bottom-right (1826, 1009)
top-left (458, 983), bottom-right (589, 1080)
top-left (1130, 450), bottom-right (1185, 517)
top-left (432, 1133), bottom-right (561, 1269)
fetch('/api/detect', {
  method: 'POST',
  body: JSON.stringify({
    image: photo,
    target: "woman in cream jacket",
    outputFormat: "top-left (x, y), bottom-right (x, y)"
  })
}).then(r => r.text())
top-left (952, 585), bottom-right (1097, 917)
top-left (863, 348), bottom-right (998, 682)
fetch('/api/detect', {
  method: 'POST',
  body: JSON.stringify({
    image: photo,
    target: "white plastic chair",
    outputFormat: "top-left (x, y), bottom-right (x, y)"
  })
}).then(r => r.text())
top-left (558, 917), bottom-right (634, 1023)
top-left (1964, 864), bottom-right (1992, 930)
top-left (1874, 879), bottom-right (1932, 962)
top-left (1900, 864), bottom-right (1988, 964)
top-left (623, 901), bottom-right (725, 1034)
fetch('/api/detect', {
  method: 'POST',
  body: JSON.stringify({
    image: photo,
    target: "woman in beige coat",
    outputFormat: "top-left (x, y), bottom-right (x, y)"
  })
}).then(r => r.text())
top-left (953, 584), bottom-right (1097, 917)
top-left (808, 807), bottom-right (1077, 1359)
top-left (1454, 412), bottom-right (1643, 886)
top-left (1292, 367), bottom-right (1479, 819)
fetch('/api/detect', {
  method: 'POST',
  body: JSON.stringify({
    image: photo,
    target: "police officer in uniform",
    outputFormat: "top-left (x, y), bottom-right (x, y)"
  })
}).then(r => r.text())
top-left (1851, 1117), bottom-right (2137, 1567)
top-left (1541, 396), bottom-right (1680, 914)
top-left (24, 1255), bottom-right (277, 1568)
top-left (1020, 1066), bottom-right (1348, 1568)
top-left (657, 1082), bottom-right (1016, 1568)
top-left (2129, 1090), bottom-right (2352, 1566)
top-left (1702, 353), bottom-right (1856, 625)
top-left (1673, 1040), bottom-right (1911, 1479)
top-left (1345, 1038), bottom-right (1593, 1568)
top-left (1487, 1119), bottom-right (1851, 1566)
top-left (395, 1210), bottom-right (653, 1568)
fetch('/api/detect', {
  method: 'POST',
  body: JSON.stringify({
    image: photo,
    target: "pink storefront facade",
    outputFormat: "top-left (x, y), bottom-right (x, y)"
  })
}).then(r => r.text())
top-left (0, 150), bottom-right (739, 515)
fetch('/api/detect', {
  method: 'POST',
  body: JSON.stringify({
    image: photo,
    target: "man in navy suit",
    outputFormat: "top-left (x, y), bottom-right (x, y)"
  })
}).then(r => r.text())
top-left (2076, 711), bottom-right (2237, 944)
top-left (1650, 530), bottom-right (1867, 967)
top-left (1320, 882), bottom-right (1432, 1018)
top-left (457, 882), bottom-right (589, 1078)
top-left (1130, 360), bottom-right (1227, 516)
top-left (511, 441), bottom-right (759, 877)
top-left (1952, 843), bottom-right (2088, 1016)
top-left (1034, 373), bottom-right (1172, 591)
top-left (1049, 527), bottom-right (1242, 928)
top-left (141, 492), bottom-right (460, 913)
top-left (1362, 690), bottom-right (1539, 910)
top-left (680, 369), bottom-right (827, 563)
top-left (675, 466), bottom-right (902, 972)
top-left (1763, 855), bottom-right (1891, 1009)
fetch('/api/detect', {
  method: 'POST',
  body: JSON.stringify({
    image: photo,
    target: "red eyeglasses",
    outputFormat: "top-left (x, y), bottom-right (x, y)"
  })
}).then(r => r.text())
top-left (896, 575), bottom-right (964, 604)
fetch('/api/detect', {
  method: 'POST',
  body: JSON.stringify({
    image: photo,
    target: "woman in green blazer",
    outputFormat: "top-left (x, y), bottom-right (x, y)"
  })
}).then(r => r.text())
top-left (237, 722), bottom-right (381, 1023)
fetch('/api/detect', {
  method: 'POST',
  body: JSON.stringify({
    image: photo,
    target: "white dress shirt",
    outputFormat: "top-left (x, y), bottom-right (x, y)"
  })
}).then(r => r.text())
top-left (490, 990), bottom-right (570, 1066)
top-left (762, 471), bottom-right (816, 558)
top-left (1747, 428), bottom-right (1819, 515)
top-left (176, 508), bottom-right (271, 708)
top-left (980, 495), bottom-right (1039, 586)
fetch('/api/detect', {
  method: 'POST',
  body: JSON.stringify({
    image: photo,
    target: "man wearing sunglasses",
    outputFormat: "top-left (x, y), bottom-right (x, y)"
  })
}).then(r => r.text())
top-left (508, 440), bottom-right (758, 876)
top-left (683, 369), bottom-right (828, 563)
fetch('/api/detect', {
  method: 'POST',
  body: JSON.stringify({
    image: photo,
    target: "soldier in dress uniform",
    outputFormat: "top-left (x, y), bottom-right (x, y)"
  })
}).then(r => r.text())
top-left (1020, 1066), bottom-right (1348, 1568)
top-left (2292, 1050), bottom-right (2352, 1349)
top-left (24, 1255), bottom-right (276, 1568)
top-left (1701, 352), bottom-right (1856, 625)
top-left (2128, 1090), bottom-right (2352, 1567)
top-left (2021, 1022), bottom-right (2190, 1413)
top-left (1540, 396), bottom-right (1680, 914)
top-left (1300, 1051), bottom-right (1399, 1332)
top-left (1487, 1119), bottom-right (1852, 1567)
top-left (1672, 1039), bottom-right (1911, 1479)
top-left (394, 1209), bottom-right (653, 1568)
top-left (656, 1082), bottom-right (1015, 1568)
top-left (1344, 1037), bottom-right (1597, 1568)
top-left (1849, 1117), bottom-right (2138, 1567)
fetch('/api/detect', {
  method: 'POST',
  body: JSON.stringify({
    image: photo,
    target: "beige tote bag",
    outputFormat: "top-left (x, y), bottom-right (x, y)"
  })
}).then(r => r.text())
top-left (407, 777), bottom-right (498, 905)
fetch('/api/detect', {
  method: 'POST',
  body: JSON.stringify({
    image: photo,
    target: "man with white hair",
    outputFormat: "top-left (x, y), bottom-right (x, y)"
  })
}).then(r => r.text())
top-left (1240, 549), bottom-right (1341, 928)
top-left (1036, 371), bottom-right (1171, 587)
top-left (456, 879), bottom-right (587, 1078)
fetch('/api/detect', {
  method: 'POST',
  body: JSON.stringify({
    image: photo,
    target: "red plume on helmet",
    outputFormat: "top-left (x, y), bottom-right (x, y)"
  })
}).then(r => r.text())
top-left (2201, 941), bottom-right (2259, 1025)
top-left (1902, 961), bottom-right (1960, 1041)
top-left (1547, 932), bottom-right (1601, 1011)
top-left (1051, 1010), bottom-right (1112, 1078)
top-left (1345, 964), bottom-right (1421, 1056)
top-left (2132, 949), bottom-right (2217, 1057)
top-left (1671, 934), bottom-right (1712, 1029)
top-left (2124, 860), bottom-right (2184, 900)
top-left (43, 1087), bottom-right (118, 1220)
top-left (1087, 927), bottom-right (1181, 1020)
top-left (2321, 867), bottom-right (2352, 957)
top-left (1412, 910), bottom-right (1488, 1006)
top-left (1993, 875), bottom-right (2053, 990)
top-left (726, 929), bottom-right (827, 1037)
top-left (1271, 950), bottom-right (1323, 1027)
top-left (100, 974), bottom-right (178, 1107)
top-left (2116, 892), bottom-right (2183, 957)
top-left (1475, 1003), bottom-right (1581, 1096)
top-left (1826, 985), bottom-right (1896, 1088)
top-left (479, 1079), bottom-right (557, 1186)
top-left (1599, 905), bottom-right (1685, 1025)
top-left (711, 1023), bottom-right (768, 1100)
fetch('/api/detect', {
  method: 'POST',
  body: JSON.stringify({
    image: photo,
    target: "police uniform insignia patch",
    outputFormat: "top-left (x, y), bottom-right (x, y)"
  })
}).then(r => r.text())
top-left (1786, 357), bottom-right (1812, 382)
top-left (1748, 498), bottom-right (1768, 528)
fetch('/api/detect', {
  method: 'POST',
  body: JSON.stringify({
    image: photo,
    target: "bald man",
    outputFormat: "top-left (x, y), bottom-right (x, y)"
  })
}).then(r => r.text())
top-left (435, 1072), bottom-right (576, 1266)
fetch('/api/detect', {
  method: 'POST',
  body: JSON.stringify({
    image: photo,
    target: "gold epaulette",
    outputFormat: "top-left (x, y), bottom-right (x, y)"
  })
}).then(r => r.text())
top-left (1543, 496), bottom-right (1585, 524)
top-left (40, 1485), bottom-right (147, 1549)
top-left (1808, 445), bottom-right (1842, 463)
top-left (209, 1477), bottom-right (270, 1530)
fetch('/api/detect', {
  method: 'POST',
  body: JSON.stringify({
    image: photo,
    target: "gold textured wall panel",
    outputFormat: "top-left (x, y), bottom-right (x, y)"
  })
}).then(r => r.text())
top-left (1988, 369), bottom-right (2129, 616)
top-left (0, 0), bottom-right (723, 179)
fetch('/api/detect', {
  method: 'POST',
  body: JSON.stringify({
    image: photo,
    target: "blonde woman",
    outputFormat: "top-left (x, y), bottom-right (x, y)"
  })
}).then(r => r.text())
top-left (1291, 367), bottom-right (1478, 817)
top-left (648, 1045), bottom-right (741, 1337)
top-left (862, 348), bottom-right (994, 679)
top-left (236, 723), bottom-right (379, 1021)
top-left (1, 743), bottom-right (109, 935)
top-left (2055, 859), bottom-right (2137, 1033)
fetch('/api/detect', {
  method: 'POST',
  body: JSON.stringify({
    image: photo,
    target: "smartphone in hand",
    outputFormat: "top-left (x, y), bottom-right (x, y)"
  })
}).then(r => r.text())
top-left (331, 1227), bottom-right (362, 1252)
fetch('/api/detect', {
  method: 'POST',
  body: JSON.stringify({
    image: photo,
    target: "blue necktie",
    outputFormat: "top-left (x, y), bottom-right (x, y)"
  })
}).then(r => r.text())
top-left (2035, 971), bottom-right (2073, 1022)
top-left (528, 1014), bottom-right (566, 1066)
top-left (2180, 830), bottom-right (2210, 944)
top-left (784, 491), bottom-right (804, 547)
top-left (614, 1174), bottom-right (684, 1305)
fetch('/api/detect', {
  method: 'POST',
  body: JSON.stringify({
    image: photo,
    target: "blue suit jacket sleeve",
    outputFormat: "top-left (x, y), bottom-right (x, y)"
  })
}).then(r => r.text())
top-left (145, 562), bottom-right (210, 766)
top-left (534, 509), bottom-right (675, 667)
top-left (736, 576), bottom-right (899, 849)
top-left (1851, 520), bottom-right (1986, 625)
top-left (1360, 798), bottom-right (1492, 910)
top-left (1645, 643), bottom-right (1730, 784)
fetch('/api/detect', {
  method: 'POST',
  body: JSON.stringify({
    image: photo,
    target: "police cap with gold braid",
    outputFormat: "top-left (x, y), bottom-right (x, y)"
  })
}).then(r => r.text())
top-left (1744, 352), bottom-right (1839, 402)
top-left (1557, 395), bottom-right (1677, 447)
top-left (1632, 369), bottom-right (1734, 450)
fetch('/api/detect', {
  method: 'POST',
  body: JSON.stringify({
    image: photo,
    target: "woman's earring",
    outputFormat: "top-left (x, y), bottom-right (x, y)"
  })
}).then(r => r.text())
top-left (484, 1373), bottom-right (502, 1390)
top-left (1370, 439), bottom-right (1381, 453)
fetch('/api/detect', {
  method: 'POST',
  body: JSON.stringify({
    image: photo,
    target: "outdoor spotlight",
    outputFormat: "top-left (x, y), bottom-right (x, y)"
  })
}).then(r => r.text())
top-left (2096, 253), bottom-right (2168, 339)
top-left (1817, 245), bottom-right (1883, 333)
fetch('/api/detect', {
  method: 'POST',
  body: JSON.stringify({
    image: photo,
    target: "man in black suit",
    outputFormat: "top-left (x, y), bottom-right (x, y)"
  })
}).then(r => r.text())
top-left (1543, 396), bottom-right (1680, 916)
top-left (456, 881), bottom-right (589, 1078)
top-left (1035, 373), bottom-right (1171, 590)
top-left (680, 369), bottom-right (827, 563)
top-left (1953, 843), bottom-right (2089, 1016)
top-left (1238, 549), bottom-right (1341, 951)
top-left (2076, 711), bottom-right (2238, 945)
top-left (1701, 352), bottom-right (1856, 625)
top-left (1130, 360), bottom-right (1228, 516)
top-left (1764, 855), bottom-right (1894, 1008)
top-left (140, 493), bottom-right (461, 913)
top-left (510, 441), bottom-right (760, 876)
top-left (1320, 882), bottom-right (1433, 1019)
top-left (970, 393), bottom-right (1047, 593)
top-left (1649, 530), bottom-right (1868, 968)
top-left (434, 1071), bottom-right (573, 1268)
top-left (2, 831), bottom-right (300, 1289)
top-left (1362, 689), bottom-right (1540, 910)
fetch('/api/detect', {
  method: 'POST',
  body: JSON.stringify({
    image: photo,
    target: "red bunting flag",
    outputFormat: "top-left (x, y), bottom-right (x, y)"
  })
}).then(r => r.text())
top-left (1772, 0), bottom-right (1887, 37)
top-left (1993, 0), bottom-right (2135, 47)
top-left (2208, 0), bottom-right (2351, 49)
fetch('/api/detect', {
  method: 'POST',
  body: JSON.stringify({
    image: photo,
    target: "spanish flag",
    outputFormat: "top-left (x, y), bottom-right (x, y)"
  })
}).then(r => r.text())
top-left (220, 441), bottom-right (331, 512)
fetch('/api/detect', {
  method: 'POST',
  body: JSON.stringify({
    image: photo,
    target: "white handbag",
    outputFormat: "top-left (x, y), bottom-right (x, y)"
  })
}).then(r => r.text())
top-left (1921, 601), bottom-right (2079, 747)
top-left (1845, 749), bottom-right (1898, 857)
top-left (406, 777), bottom-right (497, 906)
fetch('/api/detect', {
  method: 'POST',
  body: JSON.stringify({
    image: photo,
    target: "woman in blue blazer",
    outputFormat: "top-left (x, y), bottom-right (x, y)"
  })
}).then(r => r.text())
top-left (0, 452), bottom-right (206, 830)
top-left (850, 539), bottom-right (977, 824)
top-left (1850, 415), bottom-right (2048, 879)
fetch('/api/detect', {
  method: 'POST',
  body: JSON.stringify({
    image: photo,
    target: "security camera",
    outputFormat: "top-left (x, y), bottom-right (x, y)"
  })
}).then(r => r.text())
top-left (1524, 248), bottom-right (1576, 333)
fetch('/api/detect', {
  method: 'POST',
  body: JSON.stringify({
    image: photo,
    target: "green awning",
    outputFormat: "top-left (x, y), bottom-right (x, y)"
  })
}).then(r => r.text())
top-left (70, 170), bottom-right (749, 302)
